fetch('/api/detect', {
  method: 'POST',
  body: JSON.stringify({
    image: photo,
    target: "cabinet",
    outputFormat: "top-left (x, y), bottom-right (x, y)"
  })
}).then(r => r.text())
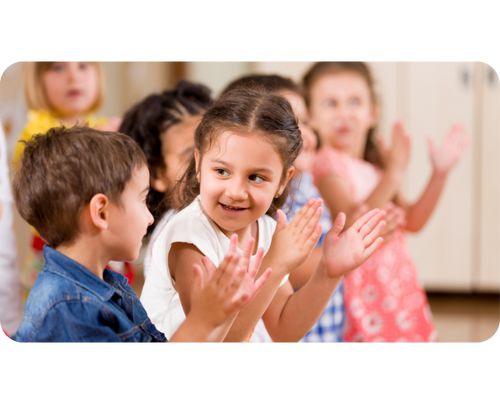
top-left (376, 62), bottom-right (499, 292)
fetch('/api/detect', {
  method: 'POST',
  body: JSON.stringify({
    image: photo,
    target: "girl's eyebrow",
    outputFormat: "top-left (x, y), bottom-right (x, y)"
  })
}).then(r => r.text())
top-left (211, 158), bottom-right (274, 174)
top-left (140, 186), bottom-right (150, 195)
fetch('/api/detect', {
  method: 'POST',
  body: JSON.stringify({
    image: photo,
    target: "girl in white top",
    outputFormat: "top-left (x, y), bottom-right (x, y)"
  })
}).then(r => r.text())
top-left (141, 87), bottom-right (387, 342)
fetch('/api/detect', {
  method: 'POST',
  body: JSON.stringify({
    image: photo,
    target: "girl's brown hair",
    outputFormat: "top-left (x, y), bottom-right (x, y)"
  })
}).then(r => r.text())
top-left (303, 62), bottom-right (384, 168)
top-left (177, 87), bottom-right (303, 217)
top-left (23, 62), bottom-right (106, 113)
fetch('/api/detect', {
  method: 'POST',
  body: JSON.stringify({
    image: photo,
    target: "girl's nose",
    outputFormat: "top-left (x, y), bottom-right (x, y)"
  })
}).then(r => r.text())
top-left (67, 62), bottom-right (79, 81)
top-left (147, 208), bottom-right (154, 226)
top-left (226, 178), bottom-right (248, 201)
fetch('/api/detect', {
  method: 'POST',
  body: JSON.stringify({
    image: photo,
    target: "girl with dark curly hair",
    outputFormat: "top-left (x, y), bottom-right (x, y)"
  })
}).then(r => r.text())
top-left (119, 80), bottom-right (212, 276)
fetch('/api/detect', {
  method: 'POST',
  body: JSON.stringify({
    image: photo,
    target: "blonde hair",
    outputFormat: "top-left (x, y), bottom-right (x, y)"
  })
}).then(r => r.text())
top-left (23, 62), bottom-right (106, 113)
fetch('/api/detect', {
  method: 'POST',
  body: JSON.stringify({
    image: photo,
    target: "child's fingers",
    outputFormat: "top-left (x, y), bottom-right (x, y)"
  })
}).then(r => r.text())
top-left (201, 256), bottom-right (217, 280)
top-left (363, 220), bottom-right (387, 247)
top-left (300, 205), bottom-right (323, 238)
top-left (359, 210), bottom-right (386, 238)
top-left (252, 267), bottom-right (272, 294)
top-left (351, 208), bottom-right (381, 232)
top-left (294, 199), bottom-right (322, 233)
top-left (215, 252), bottom-right (239, 290)
top-left (228, 233), bottom-right (238, 256)
top-left (192, 263), bottom-right (206, 292)
top-left (248, 247), bottom-right (265, 280)
top-left (275, 209), bottom-right (288, 232)
top-left (288, 198), bottom-right (316, 228)
top-left (362, 237), bottom-right (384, 261)
top-left (329, 212), bottom-right (346, 237)
top-left (237, 237), bottom-right (254, 273)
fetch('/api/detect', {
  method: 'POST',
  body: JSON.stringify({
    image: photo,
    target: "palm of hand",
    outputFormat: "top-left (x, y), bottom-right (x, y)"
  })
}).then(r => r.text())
top-left (429, 124), bottom-right (469, 174)
top-left (322, 210), bottom-right (386, 278)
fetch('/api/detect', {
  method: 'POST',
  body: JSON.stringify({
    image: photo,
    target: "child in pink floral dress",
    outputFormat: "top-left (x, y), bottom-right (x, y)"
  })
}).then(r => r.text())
top-left (304, 62), bottom-right (469, 342)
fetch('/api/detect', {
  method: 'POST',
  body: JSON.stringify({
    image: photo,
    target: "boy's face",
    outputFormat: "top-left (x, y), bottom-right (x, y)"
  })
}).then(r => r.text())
top-left (106, 164), bottom-right (154, 262)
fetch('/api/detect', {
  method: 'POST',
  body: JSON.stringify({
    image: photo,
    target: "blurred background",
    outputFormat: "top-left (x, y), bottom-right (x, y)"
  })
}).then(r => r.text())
top-left (1, 61), bottom-right (498, 342)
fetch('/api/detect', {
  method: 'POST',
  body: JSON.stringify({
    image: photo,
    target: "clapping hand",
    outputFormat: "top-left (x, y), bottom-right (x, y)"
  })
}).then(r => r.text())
top-left (190, 234), bottom-right (271, 327)
top-left (321, 209), bottom-right (386, 278)
top-left (427, 124), bottom-right (470, 175)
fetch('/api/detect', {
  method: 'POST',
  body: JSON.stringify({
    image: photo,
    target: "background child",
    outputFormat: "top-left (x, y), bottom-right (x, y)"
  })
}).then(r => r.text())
top-left (222, 74), bottom-right (345, 342)
top-left (12, 62), bottom-right (126, 303)
top-left (304, 62), bottom-right (470, 342)
top-left (0, 120), bottom-right (21, 338)
top-left (118, 79), bottom-right (212, 277)
top-left (140, 87), bottom-right (387, 342)
top-left (12, 125), bottom-right (269, 342)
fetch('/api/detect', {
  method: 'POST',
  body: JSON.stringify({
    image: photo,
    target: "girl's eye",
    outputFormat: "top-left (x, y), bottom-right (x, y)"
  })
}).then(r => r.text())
top-left (325, 99), bottom-right (336, 107)
top-left (249, 174), bottom-right (265, 183)
top-left (349, 98), bottom-right (360, 106)
top-left (215, 168), bottom-right (229, 176)
top-left (79, 62), bottom-right (90, 70)
top-left (50, 63), bottom-right (64, 72)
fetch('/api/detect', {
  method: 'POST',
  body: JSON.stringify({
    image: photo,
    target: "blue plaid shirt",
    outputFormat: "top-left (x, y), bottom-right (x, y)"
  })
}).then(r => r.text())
top-left (283, 172), bottom-right (345, 342)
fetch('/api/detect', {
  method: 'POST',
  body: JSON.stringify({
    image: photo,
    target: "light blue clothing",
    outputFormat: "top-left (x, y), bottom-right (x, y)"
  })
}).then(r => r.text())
top-left (283, 172), bottom-right (345, 342)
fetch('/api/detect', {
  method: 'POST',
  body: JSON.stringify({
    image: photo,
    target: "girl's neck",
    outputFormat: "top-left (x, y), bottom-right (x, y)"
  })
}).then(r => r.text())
top-left (218, 220), bottom-right (259, 254)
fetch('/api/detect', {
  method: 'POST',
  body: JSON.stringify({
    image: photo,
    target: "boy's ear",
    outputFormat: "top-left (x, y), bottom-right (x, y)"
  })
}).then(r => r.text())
top-left (89, 193), bottom-right (110, 230)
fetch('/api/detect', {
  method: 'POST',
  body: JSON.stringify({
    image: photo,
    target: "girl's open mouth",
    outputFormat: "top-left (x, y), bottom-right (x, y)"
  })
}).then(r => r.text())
top-left (220, 203), bottom-right (248, 213)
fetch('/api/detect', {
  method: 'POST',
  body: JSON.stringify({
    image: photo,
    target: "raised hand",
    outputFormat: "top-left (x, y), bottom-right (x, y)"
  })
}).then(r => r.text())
top-left (427, 124), bottom-right (470, 175)
top-left (190, 234), bottom-right (271, 328)
top-left (386, 121), bottom-right (411, 175)
top-left (321, 209), bottom-right (386, 278)
top-left (266, 198), bottom-right (323, 275)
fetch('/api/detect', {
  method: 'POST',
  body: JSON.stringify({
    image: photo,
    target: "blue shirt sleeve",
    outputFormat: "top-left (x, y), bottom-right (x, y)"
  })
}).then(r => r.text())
top-left (30, 301), bottom-right (124, 342)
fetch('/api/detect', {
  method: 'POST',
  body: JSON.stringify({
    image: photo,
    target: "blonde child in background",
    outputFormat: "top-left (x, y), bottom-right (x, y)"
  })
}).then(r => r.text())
top-left (304, 62), bottom-right (470, 342)
top-left (12, 62), bottom-right (125, 303)
top-left (118, 80), bottom-right (212, 278)
top-left (140, 87), bottom-right (387, 342)
top-left (0, 120), bottom-right (22, 338)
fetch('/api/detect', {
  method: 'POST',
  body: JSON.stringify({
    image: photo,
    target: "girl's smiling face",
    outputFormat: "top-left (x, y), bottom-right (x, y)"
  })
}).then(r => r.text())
top-left (308, 71), bottom-right (377, 158)
top-left (196, 131), bottom-right (293, 242)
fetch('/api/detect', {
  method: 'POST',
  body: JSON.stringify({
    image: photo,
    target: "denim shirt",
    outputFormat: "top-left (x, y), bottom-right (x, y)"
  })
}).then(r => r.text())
top-left (16, 246), bottom-right (167, 342)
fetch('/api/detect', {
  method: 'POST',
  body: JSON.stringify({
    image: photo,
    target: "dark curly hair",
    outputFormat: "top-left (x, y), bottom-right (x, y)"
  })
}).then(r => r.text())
top-left (119, 79), bottom-right (212, 235)
top-left (177, 87), bottom-right (303, 218)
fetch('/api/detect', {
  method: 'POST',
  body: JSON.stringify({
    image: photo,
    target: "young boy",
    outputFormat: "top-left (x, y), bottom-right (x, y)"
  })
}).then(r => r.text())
top-left (12, 125), bottom-right (270, 342)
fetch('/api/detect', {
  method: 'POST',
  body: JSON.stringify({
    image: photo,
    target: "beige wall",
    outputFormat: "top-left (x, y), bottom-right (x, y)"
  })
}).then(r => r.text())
top-left (1, 62), bottom-right (498, 292)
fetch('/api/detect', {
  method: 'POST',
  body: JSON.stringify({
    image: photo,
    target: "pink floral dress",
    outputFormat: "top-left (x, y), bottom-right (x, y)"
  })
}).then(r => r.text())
top-left (312, 147), bottom-right (437, 342)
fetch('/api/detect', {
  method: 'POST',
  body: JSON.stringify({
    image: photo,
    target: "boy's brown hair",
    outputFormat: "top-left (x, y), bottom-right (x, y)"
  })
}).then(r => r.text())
top-left (12, 125), bottom-right (147, 248)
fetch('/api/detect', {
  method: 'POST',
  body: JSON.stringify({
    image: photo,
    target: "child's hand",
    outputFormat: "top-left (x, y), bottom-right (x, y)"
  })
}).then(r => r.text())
top-left (321, 209), bottom-right (386, 278)
top-left (189, 234), bottom-right (271, 328)
top-left (386, 121), bottom-right (411, 176)
top-left (378, 202), bottom-right (406, 244)
top-left (427, 124), bottom-right (470, 176)
top-left (266, 198), bottom-right (323, 275)
top-left (96, 117), bottom-right (122, 132)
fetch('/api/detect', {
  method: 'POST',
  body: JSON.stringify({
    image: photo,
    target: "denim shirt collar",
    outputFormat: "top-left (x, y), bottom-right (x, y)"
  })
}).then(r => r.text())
top-left (42, 245), bottom-right (125, 302)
